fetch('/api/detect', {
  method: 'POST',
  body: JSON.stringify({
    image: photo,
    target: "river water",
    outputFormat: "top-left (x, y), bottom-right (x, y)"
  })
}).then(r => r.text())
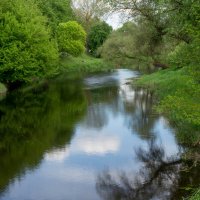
top-left (0, 69), bottom-right (199, 200)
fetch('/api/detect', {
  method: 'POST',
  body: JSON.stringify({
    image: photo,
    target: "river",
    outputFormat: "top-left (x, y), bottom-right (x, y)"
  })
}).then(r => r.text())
top-left (0, 69), bottom-right (199, 200)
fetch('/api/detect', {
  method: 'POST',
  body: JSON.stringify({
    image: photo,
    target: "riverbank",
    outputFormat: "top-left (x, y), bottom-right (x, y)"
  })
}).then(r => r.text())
top-left (0, 54), bottom-right (114, 94)
top-left (2, 69), bottom-right (198, 200)
top-left (59, 54), bottom-right (114, 73)
top-left (135, 67), bottom-right (200, 146)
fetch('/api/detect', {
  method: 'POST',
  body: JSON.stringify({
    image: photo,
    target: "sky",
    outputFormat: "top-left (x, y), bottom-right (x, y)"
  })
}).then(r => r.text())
top-left (105, 12), bottom-right (124, 29)
top-left (72, 0), bottom-right (128, 30)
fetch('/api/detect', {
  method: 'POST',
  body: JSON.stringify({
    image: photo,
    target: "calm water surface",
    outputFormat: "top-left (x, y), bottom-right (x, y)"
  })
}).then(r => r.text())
top-left (0, 69), bottom-right (199, 200)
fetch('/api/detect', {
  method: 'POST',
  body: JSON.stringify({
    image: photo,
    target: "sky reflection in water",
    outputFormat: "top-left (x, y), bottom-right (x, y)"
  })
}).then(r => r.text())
top-left (0, 69), bottom-right (182, 200)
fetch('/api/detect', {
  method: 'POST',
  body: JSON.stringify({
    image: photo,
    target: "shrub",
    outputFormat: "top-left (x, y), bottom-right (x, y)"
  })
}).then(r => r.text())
top-left (88, 21), bottom-right (112, 56)
top-left (57, 21), bottom-right (86, 56)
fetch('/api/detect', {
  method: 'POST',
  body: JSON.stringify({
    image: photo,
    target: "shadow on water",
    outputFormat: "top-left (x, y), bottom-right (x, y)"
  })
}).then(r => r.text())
top-left (96, 140), bottom-right (200, 200)
top-left (96, 140), bottom-right (182, 200)
top-left (0, 77), bottom-right (87, 195)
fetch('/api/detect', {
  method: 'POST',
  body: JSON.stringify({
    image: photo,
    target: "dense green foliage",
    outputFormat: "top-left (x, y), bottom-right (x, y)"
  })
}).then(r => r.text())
top-left (100, 20), bottom-right (173, 70)
top-left (37, 0), bottom-right (74, 34)
top-left (88, 21), bottom-right (112, 56)
top-left (1, 0), bottom-right (109, 88)
top-left (0, 83), bottom-right (7, 95)
top-left (57, 21), bottom-right (86, 56)
top-left (99, 22), bottom-right (149, 68)
top-left (0, 0), bottom-right (58, 87)
top-left (102, 0), bottom-right (200, 73)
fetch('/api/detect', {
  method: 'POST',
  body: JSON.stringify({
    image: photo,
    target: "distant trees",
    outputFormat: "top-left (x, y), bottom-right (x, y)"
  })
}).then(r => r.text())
top-left (99, 22), bottom-right (158, 69)
top-left (72, 0), bottom-right (112, 55)
top-left (57, 21), bottom-right (86, 56)
top-left (101, 0), bottom-right (171, 69)
top-left (102, 0), bottom-right (200, 73)
top-left (88, 21), bottom-right (112, 56)
top-left (73, 0), bottom-right (110, 32)
top-left (0, 0), bottom-right (58, 88)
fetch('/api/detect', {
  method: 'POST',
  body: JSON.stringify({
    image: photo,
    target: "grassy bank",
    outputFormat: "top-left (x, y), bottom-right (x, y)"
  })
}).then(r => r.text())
top-left (136, 67), bottom-right (200, 146)
top-left (188, 189), bottom-right (200, 200)
top-left (0, 54), bottom-right (114, 96)
top-left (59, 54), bottom-right (114, 73)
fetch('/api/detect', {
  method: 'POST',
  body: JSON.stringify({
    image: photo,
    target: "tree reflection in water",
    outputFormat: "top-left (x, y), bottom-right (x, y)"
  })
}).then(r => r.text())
top-left (96, 140), bottom-right (182, 200)
top-left (0, 78), bottom-right (87, 194)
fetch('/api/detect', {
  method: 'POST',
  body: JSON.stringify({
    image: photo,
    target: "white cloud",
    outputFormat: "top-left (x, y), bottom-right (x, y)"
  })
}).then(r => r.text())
top-left (119, 84), bottom-right (135, 103)
top-left (72, 133), bottom-right (120, 155)
top-left (44, 146), bottom-right (70, 162)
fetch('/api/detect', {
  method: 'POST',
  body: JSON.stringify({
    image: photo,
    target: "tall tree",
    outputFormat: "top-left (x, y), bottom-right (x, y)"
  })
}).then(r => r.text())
top-left (103, 0), bottom-right (170, 65)
top-left (0, 0), bottom-right (58, 88)
top-left (88, 21), bottom-right (112, 55)
top-left (72, 0), bottom-right (110, 32)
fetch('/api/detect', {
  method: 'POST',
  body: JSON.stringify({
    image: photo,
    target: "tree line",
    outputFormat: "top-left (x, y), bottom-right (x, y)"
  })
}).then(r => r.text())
top-left (0, 0), bottom-right (112, 89)
top-left (100, 0), bottom-right (200, 78)
top-left (1, 0), bottom-right (199, 89)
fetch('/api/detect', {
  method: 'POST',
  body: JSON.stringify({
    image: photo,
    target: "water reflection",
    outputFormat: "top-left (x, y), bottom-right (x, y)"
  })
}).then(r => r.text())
top-left (45, 146), bottom-right (70, 162)
top-left (96, 140), bottom-right (182, 200)
top-left (0, 77), bottom-right (87, 195)
top-left (83, 77), bottom-right (155, 140)
top-left (71, 131), bottom-right (120, 155)
top-left (120, 86), bottom-right (155, 139)
top-left (0, 69), bottom-right (199, 200)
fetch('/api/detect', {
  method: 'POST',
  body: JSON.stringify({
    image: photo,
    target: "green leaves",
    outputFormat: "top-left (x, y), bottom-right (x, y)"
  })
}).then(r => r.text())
top-left (0, 0), bottom-right (58, 86)
top-left (87, 21), bottom-right (112, 56)
top-left (36, 0), bottom-right (74, 34)
top-left (57, 21), bottom-right (86, 56)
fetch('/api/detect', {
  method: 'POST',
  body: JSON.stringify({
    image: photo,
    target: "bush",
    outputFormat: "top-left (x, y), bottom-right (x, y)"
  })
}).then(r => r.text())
top-left (37, 0), bottom-right (74, 35)
top-left (0, 0), bottom-right (58, 87)
top-left (88, 21), bottom-right (112, 56)
top-left (57, 21), bottom-right (86, 56)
